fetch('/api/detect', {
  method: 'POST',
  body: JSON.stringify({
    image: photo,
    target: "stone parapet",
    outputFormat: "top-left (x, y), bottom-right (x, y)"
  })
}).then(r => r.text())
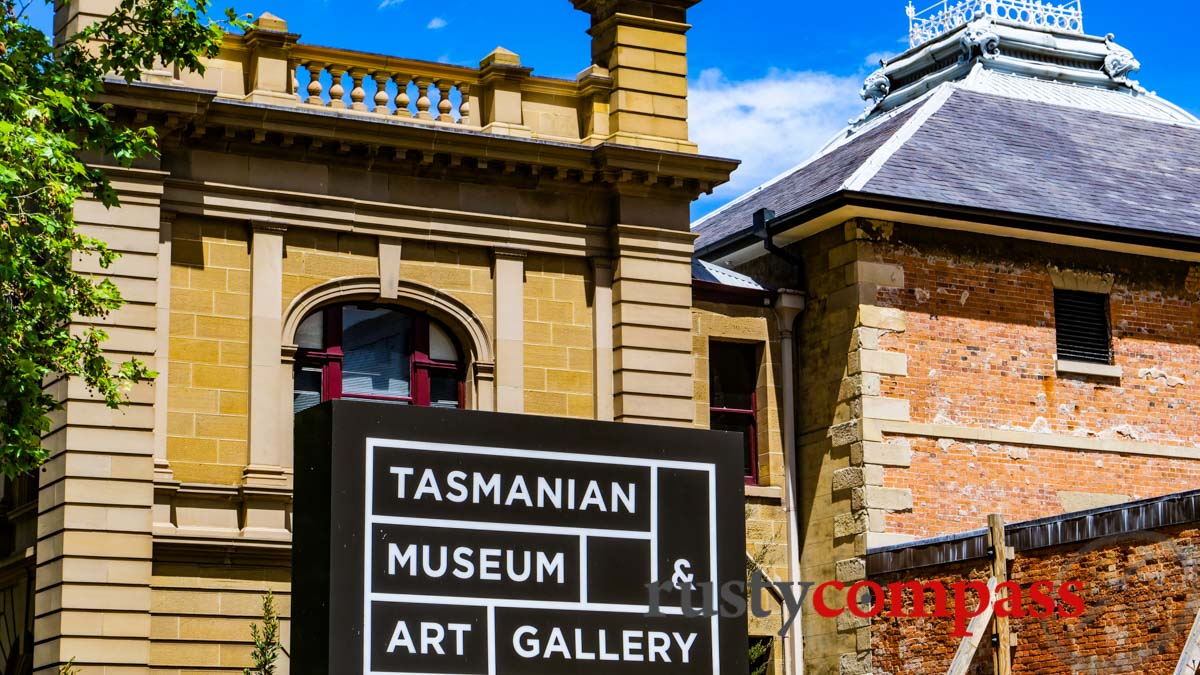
top-left (59, 2), bottom-right (711, 153)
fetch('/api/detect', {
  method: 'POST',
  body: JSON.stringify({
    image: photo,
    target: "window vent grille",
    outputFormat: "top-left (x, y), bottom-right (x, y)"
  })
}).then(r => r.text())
top-left (1054, 289), bottom-right (1112, 365)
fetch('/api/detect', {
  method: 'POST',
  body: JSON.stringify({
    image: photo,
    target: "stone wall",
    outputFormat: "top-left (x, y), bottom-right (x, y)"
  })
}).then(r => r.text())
top-left (524, 254), bottom-right (595, 418)
top-left (168, 219), bottom-right (254, 485)
top-left (149, 557), bottom-right (291, 674)
top-left (691, 300), bottom-right (790, 675)
top-left (782, 221), bottom-right (912, 673)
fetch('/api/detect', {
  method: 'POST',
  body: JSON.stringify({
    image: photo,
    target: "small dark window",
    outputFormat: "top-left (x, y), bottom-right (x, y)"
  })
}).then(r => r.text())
top-left (709, 341), bottom-right (759, 485)
top-left (1054, 289), bottom-right (1112, 365)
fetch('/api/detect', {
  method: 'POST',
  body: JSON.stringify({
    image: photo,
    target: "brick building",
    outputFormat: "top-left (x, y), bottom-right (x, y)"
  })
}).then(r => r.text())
top-left (2, 0), bottom-right (1199, 674)
top-left (692, 1), bottom-right (1200, 672)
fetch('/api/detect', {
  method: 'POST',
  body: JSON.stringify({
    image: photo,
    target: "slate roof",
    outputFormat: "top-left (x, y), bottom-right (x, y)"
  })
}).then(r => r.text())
top-left (691, 105), bottom-right (921, 251)
top-left (693, 81), bottom-right (1200, 253)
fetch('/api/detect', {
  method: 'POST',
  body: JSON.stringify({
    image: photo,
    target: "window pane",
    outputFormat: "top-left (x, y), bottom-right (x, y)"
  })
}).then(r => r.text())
top-left (429, 322), bottom-right (459, 362)
top-left (429, 371), bottom-right (460, 409)
top-left (711, 411), bottom-right (756, 478)
top-left (710, 342), bottom-right (757, 411)
top-left (293, 366), bottom-right (323, 414)
top-left (342, 306), bottom-right (412, 399)
top-left (295, 312), bottom-right (324, 349)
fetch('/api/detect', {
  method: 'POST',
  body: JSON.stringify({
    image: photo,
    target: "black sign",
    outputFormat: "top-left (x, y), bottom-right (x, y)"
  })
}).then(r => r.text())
top-left (293, 401), bottom-right (747, 674)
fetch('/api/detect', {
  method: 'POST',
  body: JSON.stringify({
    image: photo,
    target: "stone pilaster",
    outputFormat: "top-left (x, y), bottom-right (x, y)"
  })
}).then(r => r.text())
top-left (591, 257), bottom-right (616, 421)
top-left (378, 237), bottom-right (403, 300)
top-left (154, 213), bottom-right (176, 485)
top-left (611, 224), bottom-right (695, 426)
top-left (494, 249), bottom-right (527, 413)
top-left (52, 0), bottom-right (119, 46)
top-left (243, 223), bottom-right (290, 542)
top-left (34, 167), bottom-right (165, 674)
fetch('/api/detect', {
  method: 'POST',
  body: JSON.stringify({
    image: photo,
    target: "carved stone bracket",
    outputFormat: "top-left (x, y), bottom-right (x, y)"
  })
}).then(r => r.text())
top-left (851, 69), bottom-right (892, 126)
top-left (959, 16), bottom-right (1000, 63)
top-left (1103, 34), bottom-right (1145, 92)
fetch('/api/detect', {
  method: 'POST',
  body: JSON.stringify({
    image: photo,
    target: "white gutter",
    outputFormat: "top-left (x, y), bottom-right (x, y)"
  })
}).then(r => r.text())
top-left (775, 289), bottom-right (806, 674)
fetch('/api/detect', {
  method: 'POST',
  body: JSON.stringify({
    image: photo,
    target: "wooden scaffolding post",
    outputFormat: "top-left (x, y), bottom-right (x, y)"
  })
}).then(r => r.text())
top-left (989, 513), bottom-right (1013, 675)
top-left (1172, 602), bottom-right (1200, 674)
top-left (946, 577), bottom-right (998, 675)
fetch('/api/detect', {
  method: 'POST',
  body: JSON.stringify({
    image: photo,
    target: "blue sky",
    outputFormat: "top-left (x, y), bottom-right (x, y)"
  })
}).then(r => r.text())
top-left (26, 1), bottom-right (1198, 219)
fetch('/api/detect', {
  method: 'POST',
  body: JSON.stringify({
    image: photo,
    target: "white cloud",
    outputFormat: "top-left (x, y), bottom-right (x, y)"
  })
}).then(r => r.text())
top-left (427, 17), bottom-right (448, 29)
top-left (864, 51), bottom-right (897, 68)
top-left (378, 0), bottom-right (403, 9)
top-left (689, 68), bottom-right (865, 220)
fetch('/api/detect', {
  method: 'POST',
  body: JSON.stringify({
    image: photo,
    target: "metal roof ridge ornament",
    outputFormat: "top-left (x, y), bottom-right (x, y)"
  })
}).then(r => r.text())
top-left (1103, 34), bottom-right (1145, 93)
top-left (907, 0), bottom-right (1084, 48)
top-left (851, 67), bottom-right (892, 126)
top-left (959, 15), bottom-right (1000, 62)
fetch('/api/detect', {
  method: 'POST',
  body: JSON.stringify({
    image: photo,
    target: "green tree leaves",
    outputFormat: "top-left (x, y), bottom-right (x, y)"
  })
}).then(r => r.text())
top-left (0, 1), bottom-right (247, 477)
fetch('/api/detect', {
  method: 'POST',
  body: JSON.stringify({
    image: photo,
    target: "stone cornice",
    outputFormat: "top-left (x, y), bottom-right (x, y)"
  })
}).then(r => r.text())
top-left (95, 81), bottom-right (738, 199)
top-left (572, 0), bottom-right (699, 25)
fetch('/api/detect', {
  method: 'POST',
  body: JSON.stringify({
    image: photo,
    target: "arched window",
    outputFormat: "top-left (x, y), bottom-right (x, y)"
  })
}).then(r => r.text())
top-left (292, 304), bottom-right (464, 413)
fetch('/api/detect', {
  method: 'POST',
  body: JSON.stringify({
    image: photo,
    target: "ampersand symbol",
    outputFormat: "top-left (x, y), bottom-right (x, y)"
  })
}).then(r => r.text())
top-left (671, 559), bottom-right (695, 590)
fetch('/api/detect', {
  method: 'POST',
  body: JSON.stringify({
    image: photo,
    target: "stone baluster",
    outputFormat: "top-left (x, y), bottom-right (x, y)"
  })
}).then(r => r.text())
top-left (372, 73), bottom-right (391, 114)
top-left (456, 82), bottom-right (472, 126)
top-left (349, 68), bottom-right (369, 111)
top-left (392, 74), bottom-right (411, 117)
top-left (414, 78), bottom-right (434, 120)
top-left (435, 80), bottom-right (455, 122)
top-left (305, 62), bottom-right (325, 106)
top-left (327, 65), bottom-right (347, 109)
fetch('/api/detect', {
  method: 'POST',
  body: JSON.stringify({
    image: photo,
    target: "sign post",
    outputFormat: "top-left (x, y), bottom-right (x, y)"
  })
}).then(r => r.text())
top-left (293, 401), bottom-right (748, 675)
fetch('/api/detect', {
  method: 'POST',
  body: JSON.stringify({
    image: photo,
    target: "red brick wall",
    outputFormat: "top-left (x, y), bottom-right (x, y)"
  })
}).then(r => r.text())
top-left (871, 524), bottom-right (1200, 674)
top-left (876, 235), bottom-right (1200, 444)
top-left (870, 559), bottom-right (993, 674)
top-left (883, 436), bottom-right (1200, 538)
top-left (868, 225), bottom-right (1200, 538)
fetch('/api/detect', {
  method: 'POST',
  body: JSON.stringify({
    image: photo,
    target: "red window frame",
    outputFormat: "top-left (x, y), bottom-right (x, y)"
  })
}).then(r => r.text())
top-left (708, 341), bottom-right (760, 486)
top-left (295, 304), bottom-right (465, 409)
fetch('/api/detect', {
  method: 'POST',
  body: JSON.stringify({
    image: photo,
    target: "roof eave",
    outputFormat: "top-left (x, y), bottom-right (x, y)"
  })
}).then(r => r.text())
top-left (695, 190), bottom-right (1200, 262)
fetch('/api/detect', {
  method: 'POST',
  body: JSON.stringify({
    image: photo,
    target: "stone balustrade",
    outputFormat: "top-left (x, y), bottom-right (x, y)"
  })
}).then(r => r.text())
top-left (291, 55), bottom-right (477, 125)
top-left (175, 13), bottom-right (618, 145)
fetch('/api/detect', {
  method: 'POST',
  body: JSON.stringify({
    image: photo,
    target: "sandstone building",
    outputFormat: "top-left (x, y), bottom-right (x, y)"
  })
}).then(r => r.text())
top-left (1, 0), bottom-right (1199, 674)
